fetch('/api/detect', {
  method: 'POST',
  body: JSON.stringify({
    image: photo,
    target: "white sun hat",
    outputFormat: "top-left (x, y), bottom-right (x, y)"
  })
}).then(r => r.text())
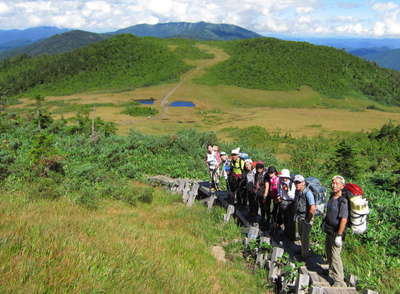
top-left (231, 147), bottom-right (240, 155)
top-left (279, 169), bottom-right (291, 178)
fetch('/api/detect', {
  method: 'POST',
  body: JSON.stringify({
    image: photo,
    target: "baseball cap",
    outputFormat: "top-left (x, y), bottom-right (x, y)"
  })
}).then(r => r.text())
top-left (294, 175), bottom-right (305, 183)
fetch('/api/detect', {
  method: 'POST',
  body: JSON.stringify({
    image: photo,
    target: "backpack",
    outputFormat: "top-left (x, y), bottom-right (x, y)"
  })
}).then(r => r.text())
top-left (305, 176), bottom-right (327, 216)
top-left (239, 152), bottom-right (250, 160)
top-left (343, 183), bottom-right (369, 234)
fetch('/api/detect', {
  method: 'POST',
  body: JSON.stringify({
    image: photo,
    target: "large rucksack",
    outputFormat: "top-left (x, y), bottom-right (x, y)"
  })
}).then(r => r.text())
top-left (305, 176), bottom-right (327, 216)
top-left (342, 183), bottom-right (369, 234)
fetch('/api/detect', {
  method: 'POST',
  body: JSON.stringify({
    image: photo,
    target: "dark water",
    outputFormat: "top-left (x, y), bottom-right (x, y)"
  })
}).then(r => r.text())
top-left (135, 98), bottom-right (155, 105)
top-left (169, 101), bottom-right (196, 107)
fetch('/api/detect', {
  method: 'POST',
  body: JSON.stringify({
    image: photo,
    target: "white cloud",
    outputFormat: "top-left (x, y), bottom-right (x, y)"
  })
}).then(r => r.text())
top-left (373, 21), bottom-right (386, 36)
top-left (336, 23), bottom-right (367, 35)
top-left (372, 1), bottom-right (398, 12)
top-left (372, 1), bottom-right (400, 36)
top-left (0, 2), bottom-right (10, 14)
top-left (296, 7), bottom-right (313, 14)
top-left (82, 1), bottom-right (111, 17)
top-left (0, 0), bottom-right (397, 37)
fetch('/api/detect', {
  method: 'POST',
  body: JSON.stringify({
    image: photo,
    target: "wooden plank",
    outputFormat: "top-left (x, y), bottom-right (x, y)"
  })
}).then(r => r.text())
top-left (309, 271), bottom-right (331, 287)
top-left (311, 287), bottom-right (358, 294)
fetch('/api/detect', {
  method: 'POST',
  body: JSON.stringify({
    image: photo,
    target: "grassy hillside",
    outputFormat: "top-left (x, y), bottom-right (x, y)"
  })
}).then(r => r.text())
top-left (0, 30), bottom-right (109, 60)
top-left (0, 191), bottom-right (267, 293)
top-left (1, 105), bottom-right (399, 293)
top-left (112, 21), bottom-right (261, 40)
top-left (0, 34), bottom-right (191, 97)
top-left (197, 38), bottom-right (400, 106)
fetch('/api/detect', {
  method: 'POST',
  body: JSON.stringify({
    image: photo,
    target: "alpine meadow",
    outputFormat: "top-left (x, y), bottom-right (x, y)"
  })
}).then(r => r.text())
top-left (1, 22), bottom-right (400, 294)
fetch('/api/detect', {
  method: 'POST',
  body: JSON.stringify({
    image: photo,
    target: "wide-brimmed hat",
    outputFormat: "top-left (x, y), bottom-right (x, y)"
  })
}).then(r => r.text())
top-left (279, 169), bottom-right (291, 178)
top-left (231, 147), bottom-right (240, 155)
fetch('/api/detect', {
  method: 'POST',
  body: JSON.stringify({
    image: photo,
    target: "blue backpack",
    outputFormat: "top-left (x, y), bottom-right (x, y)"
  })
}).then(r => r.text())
top-left (305, 177), bottom-right (327, 216)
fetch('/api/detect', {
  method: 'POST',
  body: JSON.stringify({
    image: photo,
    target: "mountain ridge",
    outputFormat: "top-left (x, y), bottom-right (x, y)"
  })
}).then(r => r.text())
top-left (0, 30), bottom-right (109, 59)
top-left (111, 22), bottom-right (262, 40)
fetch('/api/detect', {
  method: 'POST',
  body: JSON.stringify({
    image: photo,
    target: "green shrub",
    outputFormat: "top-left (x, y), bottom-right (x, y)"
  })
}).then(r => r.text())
top-left (29, 177), bottom-right (62, 200)
top-left (121, 106), bottom-right (158, 117)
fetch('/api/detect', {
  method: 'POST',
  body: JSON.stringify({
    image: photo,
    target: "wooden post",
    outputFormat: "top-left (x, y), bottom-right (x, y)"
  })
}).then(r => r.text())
top-left (247, 223), bottom-right (259, 240)
top-left (223, 204), bottom-right (235, 222)
top-left (182, 181), bottom-right (191, 203)
top-left (268, 247), bottom-right (284, 281)
top-left (187, 182), bottom-right (199, 207)
top-left (295, 273), bottom-right (310, 294)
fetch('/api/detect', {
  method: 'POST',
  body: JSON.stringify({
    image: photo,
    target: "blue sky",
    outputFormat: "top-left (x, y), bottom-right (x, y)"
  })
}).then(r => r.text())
top-left (0, 0), bottom-right (399, 37)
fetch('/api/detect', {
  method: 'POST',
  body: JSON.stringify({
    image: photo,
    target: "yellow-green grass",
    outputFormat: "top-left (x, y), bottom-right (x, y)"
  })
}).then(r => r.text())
top-left (10, 43), bottom-right (400, 137)
top-left (0, 189), bottom-right (268, 293)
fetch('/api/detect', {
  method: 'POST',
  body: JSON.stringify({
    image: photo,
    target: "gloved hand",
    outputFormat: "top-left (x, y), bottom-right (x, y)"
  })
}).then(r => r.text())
top-left (334, 235), bottom-right (343, 247)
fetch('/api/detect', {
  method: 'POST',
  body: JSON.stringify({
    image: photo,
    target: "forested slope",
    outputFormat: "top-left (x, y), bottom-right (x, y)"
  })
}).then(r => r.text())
top-left (0, 30), bottom-right (109, 60)
top-left (197, 38), bottom-right (400, 105)
top-left (0, 34), bottom-right (191, 97)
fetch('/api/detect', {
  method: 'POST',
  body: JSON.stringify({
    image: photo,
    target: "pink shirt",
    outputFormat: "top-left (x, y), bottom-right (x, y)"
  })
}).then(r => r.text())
top-left (269, 175), bottom-right (279, 199)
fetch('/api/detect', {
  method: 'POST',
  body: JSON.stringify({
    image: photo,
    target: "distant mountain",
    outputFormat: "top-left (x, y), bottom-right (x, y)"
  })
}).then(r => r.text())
top-left (0, 26), bottom-right (70, 51)
top-left (112, 22), bottom-right (261, 40)
top-left (349, 47), bottom-right (390, 57)
top-left (0, 30), bottom-right (109, 60)
top-left (351, 48), bottom-right (400, 71)
top-left (273, 36), bottom-right (400, 50)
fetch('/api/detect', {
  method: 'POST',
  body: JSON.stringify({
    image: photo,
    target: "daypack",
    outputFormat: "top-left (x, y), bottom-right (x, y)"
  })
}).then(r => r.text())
top-left (239, 152), bottom-right (250, 160)
top-left (343, 183), bottom-right (369, 234)
top-left (305, 176), bottom-right (327, 216)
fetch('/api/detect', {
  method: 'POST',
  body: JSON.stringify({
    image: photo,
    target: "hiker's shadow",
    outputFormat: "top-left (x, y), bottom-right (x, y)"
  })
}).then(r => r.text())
top-left (275, 232), bottom-right (328, 274)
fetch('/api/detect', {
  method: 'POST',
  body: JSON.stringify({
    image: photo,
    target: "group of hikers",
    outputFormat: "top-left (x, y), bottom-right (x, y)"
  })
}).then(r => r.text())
top-left (205, 144), bottom-right (364, 288)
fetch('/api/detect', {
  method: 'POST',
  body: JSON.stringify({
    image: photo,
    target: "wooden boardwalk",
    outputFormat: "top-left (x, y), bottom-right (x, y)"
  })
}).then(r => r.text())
top-left (148, 176), bottom-right (375, 294)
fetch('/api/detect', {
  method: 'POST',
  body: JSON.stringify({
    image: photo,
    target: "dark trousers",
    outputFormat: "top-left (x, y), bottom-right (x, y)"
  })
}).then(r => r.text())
top-left (237, 181), bottom-right (248, 207)
top-left (248, 191), bottom-right (258, 217)
top-left (280, 201), bottom-right (295, 240)
top-left (228, 174), bottom-right (241, 204)
top-left (259, 195), bottom-right (272, 225)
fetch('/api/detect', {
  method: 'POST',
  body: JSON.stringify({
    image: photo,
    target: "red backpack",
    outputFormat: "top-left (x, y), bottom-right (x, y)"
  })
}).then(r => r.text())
top-left (343, 183), bottom-right (369, 234)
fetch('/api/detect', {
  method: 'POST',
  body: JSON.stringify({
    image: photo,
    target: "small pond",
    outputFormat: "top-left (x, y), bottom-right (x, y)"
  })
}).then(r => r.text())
top-left (135, 98), bottom-right (155, 105)
top-left (169, 101), bottom-right (196, 107)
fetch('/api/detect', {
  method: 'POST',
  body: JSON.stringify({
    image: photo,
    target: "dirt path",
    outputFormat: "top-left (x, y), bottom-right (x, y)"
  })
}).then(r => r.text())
top-left (158, 44), bottom-right (229, 118)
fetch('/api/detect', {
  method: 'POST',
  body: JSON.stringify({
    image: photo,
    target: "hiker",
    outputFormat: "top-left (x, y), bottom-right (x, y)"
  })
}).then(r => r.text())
top-left (251, 162), bottom-right (266, 220)
top-left (323, 175), bottom-right (349, 287)
top-left (277, 169), bottom-right (296, 239)
top-left (205, 144), bottom-right (218, 191)
top-left (238, 159), bottom-right (253, 207)
top-left (220, 151), bottom-right (230, 180)
top-left (228, 148), bottom-right (244, 205)
top-left (262, 166), bottom-right (279, 228)
top-left (213, 145), bottom-right (221, 170)
top-left (213, 145), bottom-right (222, 190)
top-left (294, 174), bottom-right (316, 259)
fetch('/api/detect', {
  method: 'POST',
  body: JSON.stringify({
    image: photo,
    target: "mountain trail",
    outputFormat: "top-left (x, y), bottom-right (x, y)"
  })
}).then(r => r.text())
top-left (159, 44), bottom-right (229, 118)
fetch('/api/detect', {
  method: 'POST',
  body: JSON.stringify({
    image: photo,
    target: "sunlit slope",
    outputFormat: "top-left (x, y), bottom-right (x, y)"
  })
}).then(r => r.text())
top-left (0, 192), bottom-right (266, 293)
top-left (197, 38), bottom-right (400, 106)
top-left (0, 35), bottom-right (191, 97)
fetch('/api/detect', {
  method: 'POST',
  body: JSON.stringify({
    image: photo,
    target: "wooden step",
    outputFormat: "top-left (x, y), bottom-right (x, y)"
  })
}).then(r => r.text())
top-left (311, 286), bottom-right (358, 294)
top-left (309, 270), bottom-right (331, 287)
